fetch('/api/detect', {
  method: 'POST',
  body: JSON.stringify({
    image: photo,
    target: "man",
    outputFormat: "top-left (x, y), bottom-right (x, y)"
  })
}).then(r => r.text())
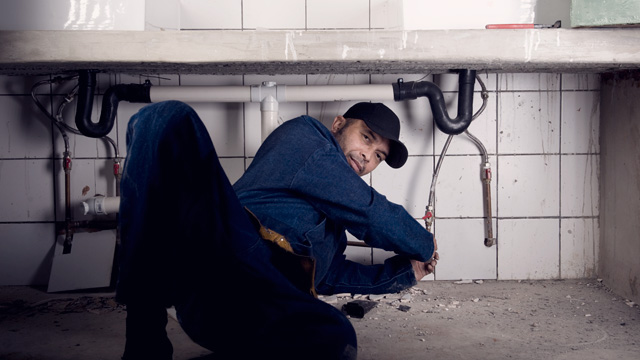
top-left (116, 100), bottom-right (437, 360)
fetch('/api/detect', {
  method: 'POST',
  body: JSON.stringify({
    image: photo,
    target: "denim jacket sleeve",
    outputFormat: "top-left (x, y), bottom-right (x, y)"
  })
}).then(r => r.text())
top-left (290, 143), bottom-right (435, 263)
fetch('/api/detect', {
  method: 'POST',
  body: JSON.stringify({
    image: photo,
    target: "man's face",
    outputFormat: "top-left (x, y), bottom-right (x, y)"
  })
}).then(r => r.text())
top-left (331, 116), bottom-right (391, 176)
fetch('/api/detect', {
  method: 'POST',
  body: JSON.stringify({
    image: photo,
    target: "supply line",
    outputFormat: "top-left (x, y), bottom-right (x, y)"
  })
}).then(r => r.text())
top-left (423, 74), bottom-right (495, 247)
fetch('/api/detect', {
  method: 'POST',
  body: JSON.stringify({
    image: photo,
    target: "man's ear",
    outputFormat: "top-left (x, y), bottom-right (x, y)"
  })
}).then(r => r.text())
top-left (331, 116), bottom-right (346, 134)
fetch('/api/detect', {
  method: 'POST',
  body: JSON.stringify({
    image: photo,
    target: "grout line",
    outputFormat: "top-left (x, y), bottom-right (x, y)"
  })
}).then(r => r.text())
top-left (494, 73), bottom-right (500, 278)
top-left (241, 74), bottom-right (247, 170)
top-left (305, 0), bottom-right (308, 30)
top-left (558, 74), bottom-right (564, 279)
top-left (48, 75), bottom-right (58, 230)
top-left (430, 215), bottom-right (599, 220)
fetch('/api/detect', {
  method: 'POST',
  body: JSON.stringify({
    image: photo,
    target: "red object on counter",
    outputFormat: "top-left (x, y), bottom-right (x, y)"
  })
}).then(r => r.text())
top-left (485, 23), bottom-right (535, 29)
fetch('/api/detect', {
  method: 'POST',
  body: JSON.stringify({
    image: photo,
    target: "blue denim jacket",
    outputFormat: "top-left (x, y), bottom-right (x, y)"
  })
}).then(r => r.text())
top-left (233, 115), bottom-right (434, 295)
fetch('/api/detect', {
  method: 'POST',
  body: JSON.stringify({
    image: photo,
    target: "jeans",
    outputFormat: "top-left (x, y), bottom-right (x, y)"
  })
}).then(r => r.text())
top-left (116, 101), bottom-right (357, 359)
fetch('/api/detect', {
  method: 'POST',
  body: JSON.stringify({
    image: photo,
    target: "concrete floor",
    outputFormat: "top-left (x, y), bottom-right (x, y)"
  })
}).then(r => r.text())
top-left (1, 279), bottom-right (639, 360)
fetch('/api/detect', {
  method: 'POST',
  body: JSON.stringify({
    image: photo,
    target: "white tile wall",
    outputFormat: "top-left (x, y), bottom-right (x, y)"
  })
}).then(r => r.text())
top-left (560, 218), bottom-right (598, 278)
top-left (498, 155), bottom-right (560, 217)
top-left (0, 0), bottom-right (602, 287)
top-left (561, 91), bottom-right (600, 154)
top-left (434, 219), bottom-right (497, 280)
top-left (0, 96), bottom-right (53, 158)
top-left (0, 159), bottom-right (55, 222)
top-left (307, 0), bottom-right (370, 29)
top-left (498, 219), bottom-right (560, 280)
top-left (561, 154), bottom-right (599, 217)
top-left (498, 91), bottom-right (561, 154)
top-left (243, 0), bottom-right (306, 29)
top-left (180, 0), bottom-right (242, 29)
top-left (0, 223), bottom-right (55, 285)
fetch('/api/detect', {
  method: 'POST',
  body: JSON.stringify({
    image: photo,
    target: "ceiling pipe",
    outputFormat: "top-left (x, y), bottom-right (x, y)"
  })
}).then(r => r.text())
top-left (74, 70), bottom-right (476, 138)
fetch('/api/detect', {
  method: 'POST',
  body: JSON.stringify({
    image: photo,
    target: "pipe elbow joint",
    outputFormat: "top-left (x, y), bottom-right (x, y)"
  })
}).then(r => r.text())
top-left (393, 70), bottom-right (477, 135)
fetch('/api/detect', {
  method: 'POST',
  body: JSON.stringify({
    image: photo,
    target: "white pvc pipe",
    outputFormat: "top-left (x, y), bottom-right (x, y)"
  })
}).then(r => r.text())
top-left (281, 84), bottom-right (395, 102)
top-left (261, 95), bottom-right (279, 141)
top-left (82, 196), bottom-right (120, 216)
top-left (149, 84), bottom-right (395, 103)
top-left (150, 86), bottom-right (251, 103)
top-left (148, 83), bottom-right (396, 139)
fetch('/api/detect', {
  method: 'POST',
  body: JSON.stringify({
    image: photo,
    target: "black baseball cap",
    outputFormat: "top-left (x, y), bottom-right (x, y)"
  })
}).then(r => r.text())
top-left (343, 102), bottom-right (408, 168)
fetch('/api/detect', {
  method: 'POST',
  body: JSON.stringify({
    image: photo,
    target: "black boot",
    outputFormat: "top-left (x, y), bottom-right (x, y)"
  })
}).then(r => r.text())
top-left (122, 304), bottom-right (173, 360)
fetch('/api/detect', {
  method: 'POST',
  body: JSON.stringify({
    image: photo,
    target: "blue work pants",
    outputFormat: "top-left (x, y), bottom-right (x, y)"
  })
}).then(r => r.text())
top-left (116, 101), bottom-right (356, 359)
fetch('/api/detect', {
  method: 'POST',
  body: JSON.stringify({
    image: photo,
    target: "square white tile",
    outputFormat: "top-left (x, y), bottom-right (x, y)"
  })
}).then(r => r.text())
top-left (180, 0), bottom-right (242, 29)
top-left (371, 156), bottom-right (434, 219)
top-left (370, 0), bottom-right (404, 29)
top-left (433, 155), bottom-right (497, 218)
top-left (0, 159), bottom-right (55, 222)
top-left (497, 219), bottom-right (559, 280)
top-left (561, 154), bottom-right (599, 217)
top-left (145, 0), bottom-right (181, 31)
top-left (48, 230), bottom-right (117, 292)
top-left (433, 219), bottom-right (497, 280)
top-left (307, 0), bottom-right (370, 29)
top-left (187, 102), bottom-right (244, 157)
top-left (220, 157), bottom-right (246, 185)
top-left (0, 96), bottom-right (53, 158)
top-left (0, 223), bottom-right (55, 286)
top-left (498, 73), bottom-right (560, 91)
top-left (498, 91), bottom-right (560, 154)
top-left (561, 91), bottom-right (600, 154)
top-left (497, 155), bottom-right (560, 217)
top-left (562, 73), bottom-right (601, 91)
top-left (243, 0), bottom-right (306, 29)
top-left (560, 218), bottom-right (598, 279)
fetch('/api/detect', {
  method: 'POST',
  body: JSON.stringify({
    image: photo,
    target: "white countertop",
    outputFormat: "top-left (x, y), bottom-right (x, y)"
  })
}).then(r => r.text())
top-left (1, 28), bottom-right (639, 75)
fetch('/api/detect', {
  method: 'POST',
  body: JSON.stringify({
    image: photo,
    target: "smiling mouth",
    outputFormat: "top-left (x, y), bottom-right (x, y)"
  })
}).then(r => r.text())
top-left (349, 156), bottom-right (363, 174)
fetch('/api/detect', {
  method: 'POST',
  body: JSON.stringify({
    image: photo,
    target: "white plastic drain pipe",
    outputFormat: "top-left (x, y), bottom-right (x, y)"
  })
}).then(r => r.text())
top-left (149, 82), bottom-right (396, 140)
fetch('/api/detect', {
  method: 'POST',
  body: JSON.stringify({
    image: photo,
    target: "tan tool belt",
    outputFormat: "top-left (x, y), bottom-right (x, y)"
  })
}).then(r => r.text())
top-left (245, 208), bottom-right (317, 298)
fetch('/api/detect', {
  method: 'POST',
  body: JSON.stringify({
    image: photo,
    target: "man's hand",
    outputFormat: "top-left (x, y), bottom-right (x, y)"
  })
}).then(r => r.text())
top-left (411, 238), bottom-right (439, 281)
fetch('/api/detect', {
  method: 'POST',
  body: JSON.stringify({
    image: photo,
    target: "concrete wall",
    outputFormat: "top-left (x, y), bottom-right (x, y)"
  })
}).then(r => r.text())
top-left (599, 71), bottom-right (640, 304)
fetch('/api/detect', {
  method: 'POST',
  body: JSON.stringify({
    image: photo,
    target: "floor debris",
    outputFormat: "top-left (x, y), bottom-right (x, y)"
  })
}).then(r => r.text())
top-left (1, 280), bottom-right (639, 360)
